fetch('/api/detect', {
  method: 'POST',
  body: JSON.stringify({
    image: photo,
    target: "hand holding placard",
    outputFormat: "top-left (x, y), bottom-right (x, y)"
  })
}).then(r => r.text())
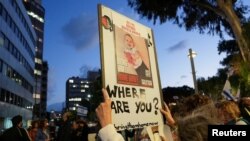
top-left (95, 88), bottom-right (112, 128)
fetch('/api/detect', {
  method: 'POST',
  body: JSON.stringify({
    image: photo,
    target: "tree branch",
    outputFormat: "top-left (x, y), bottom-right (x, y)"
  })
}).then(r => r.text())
top-left (190, 1), bottom-right (226, 19)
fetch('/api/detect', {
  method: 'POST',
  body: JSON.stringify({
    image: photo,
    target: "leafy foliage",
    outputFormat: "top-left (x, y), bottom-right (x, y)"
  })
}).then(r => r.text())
top-left (128, 0), bottom-right (249, 38)
top-left (197, 68), bottom-right (227, 100)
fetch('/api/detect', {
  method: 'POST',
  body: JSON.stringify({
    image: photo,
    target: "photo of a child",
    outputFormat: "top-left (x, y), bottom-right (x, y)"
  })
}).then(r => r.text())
top-left (123, 33), bottom-right (151, 80)
top-left (114, 26), bottom-right (153, 87)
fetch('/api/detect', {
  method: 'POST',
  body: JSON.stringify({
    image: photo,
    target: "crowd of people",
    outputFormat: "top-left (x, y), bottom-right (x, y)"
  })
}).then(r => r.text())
top-left (95, 88), bottom-right (250, 141)
top-left (0, 111), bottom-right (90, 141)
top-left (0, 88), bottom-right (249, 141)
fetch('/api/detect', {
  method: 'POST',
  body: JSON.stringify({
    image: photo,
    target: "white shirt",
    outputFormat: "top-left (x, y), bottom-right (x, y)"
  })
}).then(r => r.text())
top-left (98, 124), bottom-right (125, 141)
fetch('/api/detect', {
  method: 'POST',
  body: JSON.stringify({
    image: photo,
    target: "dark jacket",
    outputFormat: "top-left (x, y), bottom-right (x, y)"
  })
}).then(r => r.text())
top-left (0, 127), bottom-right (31, 141)
top-left (56, 120), bottom-right (72, 141)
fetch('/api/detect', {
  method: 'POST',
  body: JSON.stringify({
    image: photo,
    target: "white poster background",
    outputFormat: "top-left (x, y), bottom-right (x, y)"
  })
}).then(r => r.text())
top-left (98, 4), bottom-right (164, 131)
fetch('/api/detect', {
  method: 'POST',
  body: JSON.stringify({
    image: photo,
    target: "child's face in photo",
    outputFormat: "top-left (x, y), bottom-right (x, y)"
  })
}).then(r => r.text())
top-left (124, 34), bottom-right (135, 49)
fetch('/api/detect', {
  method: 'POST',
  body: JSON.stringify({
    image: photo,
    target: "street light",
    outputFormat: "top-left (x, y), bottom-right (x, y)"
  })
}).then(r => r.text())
top-left (188, 48), bottom-right (198, 94)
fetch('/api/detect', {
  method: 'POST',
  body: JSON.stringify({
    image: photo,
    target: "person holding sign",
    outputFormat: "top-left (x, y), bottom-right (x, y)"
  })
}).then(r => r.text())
top-left (96, 88), bottom-right (169, 141)
top-left (96, 88), bottom-right (124, 141)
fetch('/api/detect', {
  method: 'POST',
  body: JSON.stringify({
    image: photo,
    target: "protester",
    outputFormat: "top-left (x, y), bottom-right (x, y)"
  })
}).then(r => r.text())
top-left (48, 121), bottom-right (56, 141)
top-left (79, 119), bottom-right (89, 141)
top-left (36, 119), bottom-right (50, 141)
top-left (96, 88), bottom-right (224, 141)
top-left (177, 103), bottom-right (220, 141)
top-left (71, 120), bottom-right (81, 141)
top-left (0, 115), bottom-right (31, 141)
top-left (56, 111), bottom-right (72, 141)
top-left (216, 100), bottom-right (249, 125)
top-left (96, 89), bottom-right (169, 141)
top-left (28, 120), bottom-right (39, 141)
top-left (174, 94), bottom-right (212, 117)
top-left (95, 88), bottom-right (124, 141)
top-left (238, 97), bottom-right (250, 123)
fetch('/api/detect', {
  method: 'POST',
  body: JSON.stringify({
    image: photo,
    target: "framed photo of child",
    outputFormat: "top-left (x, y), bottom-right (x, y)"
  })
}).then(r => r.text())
top-left (115, 26), bottom-right (153, 87)
top-left (98, 4), bottom-right (164, 131)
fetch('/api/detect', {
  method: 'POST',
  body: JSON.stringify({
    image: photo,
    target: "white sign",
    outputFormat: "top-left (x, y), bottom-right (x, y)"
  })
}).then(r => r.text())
top-left (98, 4), bottom-right (164, 130)
top-left (77, 106), bottom-right (88, 116)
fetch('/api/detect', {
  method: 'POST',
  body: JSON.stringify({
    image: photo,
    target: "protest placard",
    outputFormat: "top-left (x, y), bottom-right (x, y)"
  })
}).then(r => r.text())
top-left (98, 4), bottom-right (164, 130)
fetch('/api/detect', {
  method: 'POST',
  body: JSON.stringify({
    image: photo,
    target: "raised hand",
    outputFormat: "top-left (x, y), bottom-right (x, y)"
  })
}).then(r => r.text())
top-left (95, 88), bottom-right (112, 128)
top-left (160, 102), bottom-right (175, 126)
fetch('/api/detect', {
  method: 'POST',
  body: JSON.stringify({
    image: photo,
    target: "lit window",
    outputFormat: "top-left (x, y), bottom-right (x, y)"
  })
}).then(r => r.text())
top-left (35, 47), bottom-right (38, 52)
top-left (84, 85), bottom-right (89, 88)
top-left (35, 58), bottom-right (42, 64)
top-left (27, 11), bottom-right (44, 23)
top-left (34, 69), bottom-right (41, 75)
top-left (38, 38), bottom-right (43, 42)
top-left (33, 93), bottom-right (40, 99)
top-left (69, 79), bottom-right (74, 83)
top-left (73, 85), bottom-right (77, 88)
top-left (69, 98), bottom-right (82, 101)
top-left (81, 89), bottom-right (85, 92)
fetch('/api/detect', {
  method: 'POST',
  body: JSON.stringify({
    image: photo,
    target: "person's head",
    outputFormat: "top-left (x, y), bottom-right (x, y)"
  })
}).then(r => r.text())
top-left (124, 33), bottom-right (135, 49)
top-left (177, 103), bottom-right (220, 141)
top-left (175, 94), bottom-right (213, 117)
top-left (77, 119), bottom-right (87, 128)
top-left (62, 111), bottom-right (71, 122)
top-left (38, 119), bottom-right (48, 129)
top-left (31, 120), bottom-right (39, 129)
top-left (72, 120), bottom-right (79, 130)
top-left (11, 115), bottom-right (22, 127)
top-left (216, 100), bottom-right (241, 124)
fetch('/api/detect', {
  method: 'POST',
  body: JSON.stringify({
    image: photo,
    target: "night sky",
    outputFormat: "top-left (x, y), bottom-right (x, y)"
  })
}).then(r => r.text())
top-left (42, 0), bottom-right (250, 109)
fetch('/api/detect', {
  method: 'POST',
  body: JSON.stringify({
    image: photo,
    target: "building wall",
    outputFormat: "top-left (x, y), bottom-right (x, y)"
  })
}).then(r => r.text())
top-left (23, 0), bottom-right (47, 119)
top-left (0, 0), bottom-right (36, 130)
top-left (66, 77), bottom-right (91, 111)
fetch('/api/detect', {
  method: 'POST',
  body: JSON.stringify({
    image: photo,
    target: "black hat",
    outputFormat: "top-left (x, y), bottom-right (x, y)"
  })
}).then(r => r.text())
top-left (11, 115), bottom-right (22, 126)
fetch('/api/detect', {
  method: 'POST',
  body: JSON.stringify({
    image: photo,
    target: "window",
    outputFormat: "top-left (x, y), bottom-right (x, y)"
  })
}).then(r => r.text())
top-left (34, 69), bottom-right (42, 75)
top-left (0, 89), bottom-right (5, 102)
top-left (4, 37), bottom-right (9, 50)
top-left (10, 93), bottom-right (14, 104)
top-left (2, 62), bottom-right (7, 76)
top-left (5, 91), bottom-right (10, 103)
top-left (7, 66), bottom-right (13, 78)
top-left (35, 58), bottom-right (42, 64)
top-left (0, 32), bottom-right (3, 48)
top-left (0, 3), bottom-right (2, 16)
top-left (0, 59), bottom-right (2, 73)
top-left (2, 7), bottom-right (6, 21)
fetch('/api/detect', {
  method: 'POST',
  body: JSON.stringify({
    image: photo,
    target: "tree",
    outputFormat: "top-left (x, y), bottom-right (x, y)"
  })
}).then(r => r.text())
top-left (128, 0), bottom-right (250, 65)
top-left (197, 68), bottom-right (227, 100)
top-left (217, 37), bottom-right (250, 97)
top-left (162, 85), bottom-right (194, 103)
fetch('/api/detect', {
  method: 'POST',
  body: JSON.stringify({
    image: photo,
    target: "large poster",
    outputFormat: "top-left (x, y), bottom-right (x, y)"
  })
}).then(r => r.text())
top-left (98, 4), bottom-right (164, 130)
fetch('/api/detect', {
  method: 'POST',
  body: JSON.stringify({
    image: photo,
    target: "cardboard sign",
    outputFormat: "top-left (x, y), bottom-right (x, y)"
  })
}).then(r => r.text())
top-left (98, 4), bottom-right (164, 130)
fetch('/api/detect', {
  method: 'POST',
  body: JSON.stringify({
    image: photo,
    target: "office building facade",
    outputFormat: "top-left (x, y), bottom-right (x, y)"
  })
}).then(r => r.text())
top-left (0, 0), bottom-right (36, 129)
top-left (66, 77), bottom-right (91, 112)
top-left (23, 0), bottom-right (47, 118)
